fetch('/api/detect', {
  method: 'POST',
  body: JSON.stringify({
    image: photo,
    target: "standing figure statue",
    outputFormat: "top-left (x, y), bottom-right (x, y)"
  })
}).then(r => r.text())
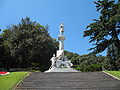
top-left (50, 54), bottom-right (56, 68)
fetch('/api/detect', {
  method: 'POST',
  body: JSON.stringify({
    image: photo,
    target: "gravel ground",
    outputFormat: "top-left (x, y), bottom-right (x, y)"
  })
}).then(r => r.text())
top-left (16, 72), bottom-right (120, 90)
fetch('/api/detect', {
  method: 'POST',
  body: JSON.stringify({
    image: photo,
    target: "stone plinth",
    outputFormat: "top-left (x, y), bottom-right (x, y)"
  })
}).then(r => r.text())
top-left (45, 67), bottom-right (79, 72)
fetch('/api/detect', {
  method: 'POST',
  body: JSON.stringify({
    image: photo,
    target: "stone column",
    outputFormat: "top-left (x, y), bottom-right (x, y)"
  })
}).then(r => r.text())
top-left (58, 23), bottom-right (65, 59)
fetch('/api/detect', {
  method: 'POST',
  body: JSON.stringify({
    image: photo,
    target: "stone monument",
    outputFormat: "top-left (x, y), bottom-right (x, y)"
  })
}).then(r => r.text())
top-left (45, 23), bottom-right (78, 72)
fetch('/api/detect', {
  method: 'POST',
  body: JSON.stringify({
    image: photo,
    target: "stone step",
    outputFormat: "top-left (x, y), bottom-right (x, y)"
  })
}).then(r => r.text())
top-left (16, 72), bottom-right (120, 90)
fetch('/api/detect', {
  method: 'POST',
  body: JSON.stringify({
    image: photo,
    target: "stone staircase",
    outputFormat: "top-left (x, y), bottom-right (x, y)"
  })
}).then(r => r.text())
top-left (16, 72), bottom-right (120, 90)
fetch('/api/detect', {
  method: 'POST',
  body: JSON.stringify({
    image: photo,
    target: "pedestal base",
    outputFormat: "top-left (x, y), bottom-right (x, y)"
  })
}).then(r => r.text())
top-left (45, 67), bottom-right (79, 72)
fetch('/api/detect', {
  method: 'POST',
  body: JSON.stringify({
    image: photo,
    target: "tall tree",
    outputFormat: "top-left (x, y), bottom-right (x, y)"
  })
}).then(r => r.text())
top-left (0, 30), bottom-right (11, 71)
top-left (83, 0), bottom-right (120, 70)
top-left (1, 17), bottom-right (58, 71)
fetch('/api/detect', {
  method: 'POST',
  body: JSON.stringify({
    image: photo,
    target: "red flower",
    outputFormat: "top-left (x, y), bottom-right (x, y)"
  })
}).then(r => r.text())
top-left (0, 72), bottom-right (10, 75)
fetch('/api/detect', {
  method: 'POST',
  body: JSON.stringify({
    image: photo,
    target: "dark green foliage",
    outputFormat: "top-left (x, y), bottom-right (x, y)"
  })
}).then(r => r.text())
top-left (0, 31), bottom-right (11, 71)
top-left (83, 0), bottom-right (120, 70)
top-left (103, 59), bottom-right (117, 70)
top-left (65, 51), bottom-right (105, 71)
top-left (0, 35), bottom-right (4, 68)
top-left (84, 0), bottom-right (120, 54)
top-left (27, 63), bottom-right (40, 71)
top-left (102, 55), bottom-right (120, 70)
top-left (0, 17), bottom-right (58, 71)
top-left (66, 50), bottom-right (119, 71)
top-left (65, 51), bottom-right (80, 65)
top-left (76, 54), bottom-right (104, 72)
top-left (76, 64), bottom-right (102, 72)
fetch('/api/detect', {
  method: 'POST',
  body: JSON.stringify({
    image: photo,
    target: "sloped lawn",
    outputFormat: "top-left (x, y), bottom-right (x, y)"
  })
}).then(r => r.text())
top-left (0, 72), bottom-right (30, 90)
top-left (105, 71), bottom-right (120, 79)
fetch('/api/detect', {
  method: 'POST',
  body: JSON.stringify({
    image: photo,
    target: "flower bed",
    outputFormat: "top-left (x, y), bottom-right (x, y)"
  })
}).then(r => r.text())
top-left (0, 72), bottom-right (10, 75)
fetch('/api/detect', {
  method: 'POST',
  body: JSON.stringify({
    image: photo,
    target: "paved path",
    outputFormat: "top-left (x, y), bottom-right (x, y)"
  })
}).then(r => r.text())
top-left (16, 72), bottom-right (120, 90)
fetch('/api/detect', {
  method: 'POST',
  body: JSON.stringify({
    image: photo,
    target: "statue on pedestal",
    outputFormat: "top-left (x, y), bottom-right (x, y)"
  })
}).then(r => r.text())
top-left (48, 23), bottom-right (73, 70)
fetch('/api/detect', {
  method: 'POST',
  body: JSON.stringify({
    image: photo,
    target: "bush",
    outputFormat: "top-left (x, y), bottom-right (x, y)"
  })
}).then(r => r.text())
top-left (102, 58), bottom-right (120, 71)
top-left (27, 63), bottom-right (40, 71)
top-left (75, 64), bottom-right (102, 72)
top-left (72, 65), bottom-right (78, 68)
top-left (88, 64), bottom-right (102, 71)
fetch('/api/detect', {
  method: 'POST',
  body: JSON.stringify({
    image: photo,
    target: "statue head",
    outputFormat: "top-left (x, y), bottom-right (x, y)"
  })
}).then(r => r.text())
top-left (53, 54), bottom-right (55, 57)
top-left (60, 23), bottom-right (64, 33)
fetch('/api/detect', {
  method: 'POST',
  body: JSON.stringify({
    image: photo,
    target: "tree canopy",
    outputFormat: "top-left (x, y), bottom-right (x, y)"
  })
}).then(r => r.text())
top-left (83, 0), bottom-right (120, 70)
top-left (0, 17), bottom-right (58, 71)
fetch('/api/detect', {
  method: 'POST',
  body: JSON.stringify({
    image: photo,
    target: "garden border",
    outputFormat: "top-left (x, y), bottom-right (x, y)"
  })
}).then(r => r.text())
top-left (12, 72), bottom-right (31, 90)
top-left (103, 71), bottom-right (120, 80)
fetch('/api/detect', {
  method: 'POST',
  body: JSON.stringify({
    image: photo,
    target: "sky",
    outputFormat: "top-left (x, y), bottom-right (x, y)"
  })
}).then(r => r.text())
top-left (0, 0), bottom-right (106, 55)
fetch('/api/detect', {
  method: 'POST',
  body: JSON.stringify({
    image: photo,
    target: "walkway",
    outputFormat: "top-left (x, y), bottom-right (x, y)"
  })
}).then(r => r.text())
top-left (16, 72), bottom-right (120, 90)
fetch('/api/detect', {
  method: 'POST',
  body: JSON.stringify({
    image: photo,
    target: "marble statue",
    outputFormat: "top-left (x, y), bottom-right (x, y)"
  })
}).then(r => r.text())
top-left (46, 23), bottom-right (73, 71)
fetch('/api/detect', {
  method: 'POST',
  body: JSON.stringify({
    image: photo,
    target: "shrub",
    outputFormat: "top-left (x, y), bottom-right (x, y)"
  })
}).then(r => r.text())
top-left (27, 63), bottom-right (40, 71)
top-left (75, 64), bottom-right (102, 72)
top-left (72, 65), bottom-right (78, 68)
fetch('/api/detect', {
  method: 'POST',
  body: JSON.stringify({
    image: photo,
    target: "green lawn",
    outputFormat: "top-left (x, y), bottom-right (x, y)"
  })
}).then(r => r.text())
top-left (105, 71), bottom-right (120, 79)
top-left (0, 72), bottom-right (30, 90)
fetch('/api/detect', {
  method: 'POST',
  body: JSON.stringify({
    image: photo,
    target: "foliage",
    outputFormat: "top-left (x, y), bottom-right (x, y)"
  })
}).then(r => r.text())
top-left (65, 51), bottom-right (105, 71)
top-left (83, 0), bottom-right (120, 70)
top-left (64, 51), bottom-right (79, 59)
top-left (0, 17), bottom-right (58, 71)
top-left (0, 35), bottom-right (4, 68)
top-left (65, 50), bottom-right (120, 71)
top-left (67, 51), bottom-right (119, 71)
top-left (78, 54), bottom-right (105, 66)
top-left (65, 51), bottom-right (80, 65)
top-left (75, 64), bottom-right (102, 72)
top-left (27, 63), bottom-right (41, 71)
top-left (0, 72), bottom-right (29, 90)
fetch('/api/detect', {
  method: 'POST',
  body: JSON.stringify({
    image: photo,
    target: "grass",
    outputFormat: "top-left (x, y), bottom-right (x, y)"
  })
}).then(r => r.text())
top-left (105, 71), bottom-right (120, 79)
top-left (0, 72), bottom-right (30, 90)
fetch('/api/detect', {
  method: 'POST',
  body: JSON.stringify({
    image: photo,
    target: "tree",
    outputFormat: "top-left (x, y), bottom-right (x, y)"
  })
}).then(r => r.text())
top-left (0, 29), bottom-right (11, 71)
top-left (83, 0), bottom-right (120, 70)
top-left (0, 33), bottom-right (4, 68)
top-left (64, 51), bottom-right (80, 65)
top-left (1, 17), bottom-right (58, 71)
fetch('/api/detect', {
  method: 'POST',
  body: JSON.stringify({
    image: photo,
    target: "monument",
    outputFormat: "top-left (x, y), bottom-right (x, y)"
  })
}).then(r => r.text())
top-left (45, 23), bottom-right (78, 72)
